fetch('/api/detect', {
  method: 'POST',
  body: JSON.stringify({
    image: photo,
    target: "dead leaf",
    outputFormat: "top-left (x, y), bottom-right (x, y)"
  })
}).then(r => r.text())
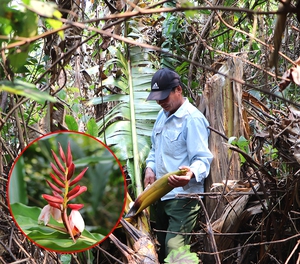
top-left (291, 65), bottom-right (300, 85)
top-left (279, 68), bottom-right (292, 91)
top-left (81, 70), bottom-right (92, 84)
top-left (279, 63), bottom-right (300, 91)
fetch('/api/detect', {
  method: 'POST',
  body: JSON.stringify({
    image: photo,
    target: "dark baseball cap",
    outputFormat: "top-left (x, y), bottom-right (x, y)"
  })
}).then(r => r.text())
top-left (146, 68), bottom-right (181, 101)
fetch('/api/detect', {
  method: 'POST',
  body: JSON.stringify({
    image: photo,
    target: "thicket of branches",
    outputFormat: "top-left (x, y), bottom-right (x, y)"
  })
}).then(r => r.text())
top-left (1, 0), bottom-right (300, 263)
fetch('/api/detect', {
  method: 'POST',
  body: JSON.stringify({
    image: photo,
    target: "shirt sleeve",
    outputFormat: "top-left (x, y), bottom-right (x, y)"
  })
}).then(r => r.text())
top-left (146, 127), bottom-right (156, 175)
top-left (186, 115), bottom-right (213, 182)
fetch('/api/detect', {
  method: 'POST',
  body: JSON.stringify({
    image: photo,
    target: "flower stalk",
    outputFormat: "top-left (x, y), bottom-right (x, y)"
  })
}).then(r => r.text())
top-left (38, 142), bottom-right (88, 242)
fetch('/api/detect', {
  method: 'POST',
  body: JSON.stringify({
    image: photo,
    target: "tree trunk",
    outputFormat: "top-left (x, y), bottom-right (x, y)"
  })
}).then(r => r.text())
top-left (199, 57), bottom-right (245, 262)
top-left (203, 56), bottom-right (245, 220)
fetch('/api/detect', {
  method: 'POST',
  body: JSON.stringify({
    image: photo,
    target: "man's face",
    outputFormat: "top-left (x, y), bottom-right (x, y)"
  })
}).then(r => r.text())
top-left (156, 86), bottom-right (183, 114)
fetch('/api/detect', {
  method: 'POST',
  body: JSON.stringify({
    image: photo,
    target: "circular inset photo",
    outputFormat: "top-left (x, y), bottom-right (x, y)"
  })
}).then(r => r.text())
top-left (7, 131), bottom-right (126, 253)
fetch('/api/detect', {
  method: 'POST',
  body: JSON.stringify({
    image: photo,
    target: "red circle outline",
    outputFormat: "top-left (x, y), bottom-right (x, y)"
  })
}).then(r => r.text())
top-left (7, 130), bottom-right (127, 254)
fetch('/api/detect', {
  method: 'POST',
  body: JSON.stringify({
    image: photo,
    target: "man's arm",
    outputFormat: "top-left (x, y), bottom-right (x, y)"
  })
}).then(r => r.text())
top-left (187, 116), bottom-right (213, 182)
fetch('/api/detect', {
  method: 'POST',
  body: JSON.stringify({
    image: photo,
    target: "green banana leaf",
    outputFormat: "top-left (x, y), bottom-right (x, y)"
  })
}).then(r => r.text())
top-left (10, 203), bottom-right (104, 252)
top-left (89, 46), bottom-right (160, 195)
top-left (0, 80), bottom-right (56, 104)
top-left (96, 72), bottom-right (160, 161)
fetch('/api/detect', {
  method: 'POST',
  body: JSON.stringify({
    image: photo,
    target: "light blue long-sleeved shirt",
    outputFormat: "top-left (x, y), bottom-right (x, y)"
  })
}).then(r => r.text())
top-left (146, 98), bottom-right (213, 200)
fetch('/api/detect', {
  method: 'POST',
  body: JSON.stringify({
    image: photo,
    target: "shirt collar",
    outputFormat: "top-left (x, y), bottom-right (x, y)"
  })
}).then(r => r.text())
top-left (164, 98), bottom-right (188, 118)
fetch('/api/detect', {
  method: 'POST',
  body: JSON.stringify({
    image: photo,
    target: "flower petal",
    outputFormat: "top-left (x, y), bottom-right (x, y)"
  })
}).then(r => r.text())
top-left (67, 163), bottom-right (75, 180)
top-left (67, 186), bottom-right (87, 201)
top-left (38, 204), bottom-right (51, 225)
top-left (50, 162), bottom-right (65, 181)
top-left (48, 202), bottom-right (62, 210)
top-left (50, 206), bottom-right (62, 223)
top-left (49, 172), bottom-right (65, 188)
top-left (51, 149), bottom-right (65, 173)
top-left (46, 180), bottom-right (63, 194)
top-left (67, 185), bottom-right (80, 198)
top-left (66, 142), bottom-right (72, 167)
top-left (69, 210), bottom-right (85, 232)
top-left (58, 142), bottom-right (66, 163)
top-left (68, 203), bottom-right (84, 210)
top-left (42, 194), bottom-right (64, 204)
top-left (69, 167), bottom-right (88, 186)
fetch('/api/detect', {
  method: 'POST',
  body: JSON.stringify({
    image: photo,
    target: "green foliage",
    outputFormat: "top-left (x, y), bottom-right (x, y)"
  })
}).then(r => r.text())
top-left (228, 136), bottom-right (250, 164)
top-left (0, 0), bottom-right (37, 39)
top-left (86, 118), bottom-right (98, 137)
top-left (181, 1), bottom-right (197, 18)
top-left (9, 156), bottom-right (28, 205)
top-left (65, 115), bottom-right (79, 131)
top-left (161, 11), bottom-right (187, 68)
top-left (1, 0), bottom-right (52, 72)
top-left (0, 0), bottom-right (63, 148)
top-left (0, 79), bottom-right (56, 103)
top-left (11, 203), bottom-right (104, 252)
top-left (164, 245), bottom-right (199, 264)
top-left (263, 144), bottom-right (278, 161)
top-left (0, 0), bottom-right (62, 86)
top-left (55, 87), bottom-right (91, 131)
top-left (60, 255), bottom-right (72, 264)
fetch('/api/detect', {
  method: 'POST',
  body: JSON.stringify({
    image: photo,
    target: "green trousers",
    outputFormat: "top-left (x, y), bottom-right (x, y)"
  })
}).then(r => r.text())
top-left (155, 198), bottom-right (200, 263)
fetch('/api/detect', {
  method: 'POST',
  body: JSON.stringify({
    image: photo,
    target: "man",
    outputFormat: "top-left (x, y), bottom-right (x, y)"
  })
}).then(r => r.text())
top-left (144, 68), bottom-right (213, 262)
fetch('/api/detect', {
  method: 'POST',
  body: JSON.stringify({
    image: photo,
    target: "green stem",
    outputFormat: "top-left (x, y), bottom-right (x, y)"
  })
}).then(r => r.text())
top-left (127, 48), bottom-right (143, 196)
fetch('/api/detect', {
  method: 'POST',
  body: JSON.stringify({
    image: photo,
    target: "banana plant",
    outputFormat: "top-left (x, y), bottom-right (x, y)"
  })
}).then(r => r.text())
top-left (88, 43), bottom-right (162, 262)
top-left (89, 45), bottom-right (160, 196)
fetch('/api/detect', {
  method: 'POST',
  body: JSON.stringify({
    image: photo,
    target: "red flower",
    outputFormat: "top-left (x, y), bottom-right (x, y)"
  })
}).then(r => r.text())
top-left (38, 142), bottom-right (88, 241)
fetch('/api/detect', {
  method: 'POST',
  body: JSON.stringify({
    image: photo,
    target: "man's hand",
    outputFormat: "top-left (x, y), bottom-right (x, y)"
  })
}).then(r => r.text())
top-left (144, 167), bottom-right (156, 188)
top-left (168, 166), bottom-right (194, 188)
